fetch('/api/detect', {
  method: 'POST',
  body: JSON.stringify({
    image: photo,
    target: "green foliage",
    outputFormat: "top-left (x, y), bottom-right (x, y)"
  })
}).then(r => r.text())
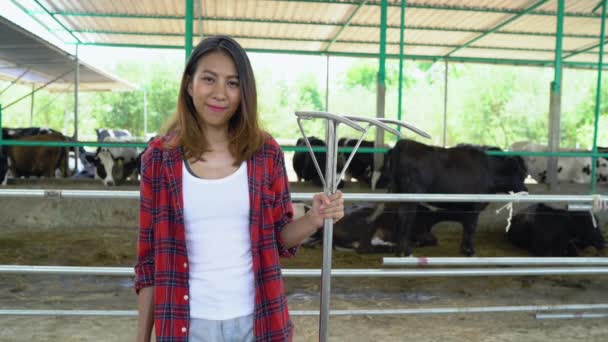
top-left (90, 91), bottom-right (142, 135)
top-left (87, 61), bottom-right (179, 138)
top-left (2, 54), bottom-right (607, 151)
top-left (0, 83), bottom-right (75, 134)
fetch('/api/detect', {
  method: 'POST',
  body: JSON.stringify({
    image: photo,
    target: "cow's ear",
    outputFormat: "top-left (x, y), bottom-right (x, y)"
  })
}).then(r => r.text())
top-left (85, 154), bottom-right (96, 163)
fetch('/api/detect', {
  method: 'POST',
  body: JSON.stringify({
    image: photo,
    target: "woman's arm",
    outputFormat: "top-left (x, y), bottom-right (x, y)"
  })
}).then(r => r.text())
top-left (134, 144), bottom-right (159, 341)
top-left (136, 286), bottom-right (154, 342)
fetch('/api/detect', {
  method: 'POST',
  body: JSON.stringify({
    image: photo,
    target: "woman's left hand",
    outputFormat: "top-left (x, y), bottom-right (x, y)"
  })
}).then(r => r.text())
top-left (306, 190), bottom-right (344, 228)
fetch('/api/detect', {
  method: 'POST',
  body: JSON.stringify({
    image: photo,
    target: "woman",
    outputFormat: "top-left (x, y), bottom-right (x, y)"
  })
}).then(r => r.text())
top-left (135, 35), bottom-right (344, 342)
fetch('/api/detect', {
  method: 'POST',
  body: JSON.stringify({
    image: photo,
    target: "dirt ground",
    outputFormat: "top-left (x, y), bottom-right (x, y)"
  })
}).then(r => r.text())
top-left (1, 224), bottom-right (607, 342)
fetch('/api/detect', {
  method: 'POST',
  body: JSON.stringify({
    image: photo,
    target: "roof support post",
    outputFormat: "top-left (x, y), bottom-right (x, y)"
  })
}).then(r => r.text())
top-left (442, 59), bottom-right (449, 147)
top-left (397, 0), bottom-right (406, 130)
top-left (0, 104), bottom-right (3, 145)
top-left (185, 0), bottom-right (194, 62)
top-left (73, 43), bottom-right (80, 175)
top-left (591, 0), bottom-right (607, 193)
top-left (325, 55), bottom-right (330, 111)
top-left (374, 0), bottom-right (387, 175)
top-left (30, 84), bottom-right (35, 126)
top-left (547, 0), bottom-right (564, 187)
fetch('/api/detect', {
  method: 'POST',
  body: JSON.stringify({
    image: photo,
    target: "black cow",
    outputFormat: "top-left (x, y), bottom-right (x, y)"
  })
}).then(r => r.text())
top-left (292, 136), bottom-right (346, 188)
top-left (389, 139), bottom-right (528, 256)
top-left (337, 138), bottom-right (391, 189)
top-left (0, 146), bottom-right (8, 185)
top-left (293, 136), bottom-right (325, 186)
top-left (303, 203), bottom-right (439, 253)
top-left (507, 204), bottom-right (605, 256)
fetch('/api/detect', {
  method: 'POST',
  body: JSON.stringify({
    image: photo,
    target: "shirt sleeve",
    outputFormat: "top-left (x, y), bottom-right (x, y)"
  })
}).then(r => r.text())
top-left (270, 147), bottom-right (298, 257)
top-left (133, 143), bottom-right (158, 293)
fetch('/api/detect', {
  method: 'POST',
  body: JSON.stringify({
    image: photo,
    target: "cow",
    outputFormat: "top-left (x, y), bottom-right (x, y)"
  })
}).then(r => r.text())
top-left (302, 202), bottom-right (439, 253)
top-left (0, 147), bottom-right (8, 185)
top-left (388, 139), bottom-right (528, 256)
top-left (95, 128), bottom-right (133, 142)
top-left (328, 203), bottom-right (399, 253)
top-left (292, 137), bottom-right (344, 188)
top-left (293, 136), bottom-right (326, 186)
top-left (507, 204), bottom-right (605, 256)
top-left (337, 138), bottom-right (391, 189)
top-left (86, 135), bottom-right (139, 186)
top-left (509, 141), bottom-right (608, 184)
top-left (6, 132), bottom-right (69, 178)
top-left (2, 127), bottom-right (60, 139)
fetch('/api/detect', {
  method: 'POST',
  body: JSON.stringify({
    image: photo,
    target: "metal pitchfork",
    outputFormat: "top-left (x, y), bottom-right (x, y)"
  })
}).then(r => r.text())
top-left (294, 111), bottom-right (431, 342)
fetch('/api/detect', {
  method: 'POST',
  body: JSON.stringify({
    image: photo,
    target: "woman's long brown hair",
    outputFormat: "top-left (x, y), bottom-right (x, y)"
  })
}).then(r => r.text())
top-left (162, 35), bottom-right (265, 165)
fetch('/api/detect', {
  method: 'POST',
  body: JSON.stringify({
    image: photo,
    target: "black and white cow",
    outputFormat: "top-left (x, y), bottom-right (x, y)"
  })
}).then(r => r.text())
top-left (95, 128), bottom-right (133, 142)
top-left (337, 138), bottom-right (390, 189)
top-left (507, 204), bottom-right (605, 256)
top-left (87, 135), bottom-right (139, 186)
top-left (388, 139), bottom-right (528, 256)
top-left (509, 141), bottom-right (608, 184)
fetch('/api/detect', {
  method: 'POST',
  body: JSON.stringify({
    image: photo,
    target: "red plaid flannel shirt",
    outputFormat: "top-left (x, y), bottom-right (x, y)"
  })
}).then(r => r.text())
top-left (135, 134), bottom-right (297, 342)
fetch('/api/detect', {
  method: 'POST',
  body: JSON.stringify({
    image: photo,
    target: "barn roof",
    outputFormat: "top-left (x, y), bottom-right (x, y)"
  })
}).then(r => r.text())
top-left (0, 14), bottom-right (135, 91)
top-left (8, 0), bottom-right (608, 69)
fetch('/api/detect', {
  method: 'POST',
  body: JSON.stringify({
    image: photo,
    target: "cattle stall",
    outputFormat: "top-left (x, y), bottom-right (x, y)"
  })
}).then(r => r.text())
top-left (0, 189), bottom-right (608, 328)
top-left (3, 0), bottom-right (608, 341)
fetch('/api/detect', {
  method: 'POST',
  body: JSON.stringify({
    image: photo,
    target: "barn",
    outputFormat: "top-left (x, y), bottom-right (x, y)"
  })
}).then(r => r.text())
top-left (1, 1), bottom-right (608, 341)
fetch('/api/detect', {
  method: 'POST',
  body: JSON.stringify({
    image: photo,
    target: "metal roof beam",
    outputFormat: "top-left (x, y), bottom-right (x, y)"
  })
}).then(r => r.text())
top-left (268, 0), bottom-right (602, 18)
top-left (445, 0), bottom-right (549, 57)
top-left (32, 0), bottom-right (80, 43)
top-left (9, 0), bottom-right (71, 45)
top-left (324, 0), bottom-right (368, 52)
top-left (60, 30), bottom-right (594, 55)
top-left (563, 39), bottom-right (608, 59)
top-left (72, 42), bottom-right (608, 69)
top-left (41, 12), bottom-right (602, 40)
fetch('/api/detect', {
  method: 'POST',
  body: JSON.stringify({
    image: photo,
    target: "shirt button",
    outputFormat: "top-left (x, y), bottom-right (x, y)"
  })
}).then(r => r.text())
top-left (182, 326), bottom-right (187, 333)
top-left (184, 294), bottom-right (189, 301)
top-left (183, 262), bottom-right (188, 268)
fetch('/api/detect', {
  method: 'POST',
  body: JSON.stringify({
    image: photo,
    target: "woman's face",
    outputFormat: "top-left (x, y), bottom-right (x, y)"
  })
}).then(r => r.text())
top-left (187, 51), bottom-right (241, 133)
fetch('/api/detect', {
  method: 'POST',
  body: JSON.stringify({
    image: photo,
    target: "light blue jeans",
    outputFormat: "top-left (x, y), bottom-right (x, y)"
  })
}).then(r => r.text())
top-left (189, 314), bottom-right (254, 342)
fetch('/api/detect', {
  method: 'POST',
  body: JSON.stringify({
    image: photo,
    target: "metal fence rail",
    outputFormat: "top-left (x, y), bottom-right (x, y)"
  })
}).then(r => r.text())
top-left (1, 189), bottom-right (607, 322)
top-left (2, 265), bottom-right (608, 277)
top-left (536, 312), bottom-right (608, 320)
top-left (383, 257), bottom-right (608, 267)
top-left (3, 304), bottom-right (608, 317)
top-left (1, 189), bottom-right (607, 205)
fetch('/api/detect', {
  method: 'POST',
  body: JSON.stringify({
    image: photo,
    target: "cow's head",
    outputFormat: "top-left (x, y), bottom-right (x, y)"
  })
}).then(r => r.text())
top-left (86, 147), bottom-right (124, 186)
top-left (570, 212), bottom-right (606, 251)
top-left (490, 155), bottom-right (529, 193)
top-left (596, 159), bottom-right (608, 182)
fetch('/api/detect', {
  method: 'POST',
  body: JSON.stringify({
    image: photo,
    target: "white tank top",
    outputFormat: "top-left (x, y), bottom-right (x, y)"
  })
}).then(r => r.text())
top-left (182, 160), bottom-right (254, 320)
